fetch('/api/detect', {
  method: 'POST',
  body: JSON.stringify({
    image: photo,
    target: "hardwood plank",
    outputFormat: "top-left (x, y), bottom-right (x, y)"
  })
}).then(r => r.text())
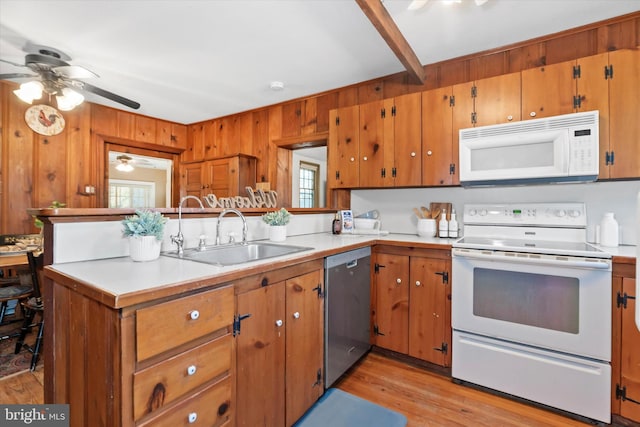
top-left (0, 368), bottom-right (44, 404)
top-left (336, 352), bottom-right (592, 427)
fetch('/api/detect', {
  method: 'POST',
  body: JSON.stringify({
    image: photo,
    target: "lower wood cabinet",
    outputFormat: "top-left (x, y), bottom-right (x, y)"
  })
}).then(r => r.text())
top-left (235, 260), bottom-right (324, 427)
top-left (612, 259), bottom-right (640, 424)
top-left (372, 245), bottom-right (452, 367)
top-left (48, 280), bottom-right (235, 427)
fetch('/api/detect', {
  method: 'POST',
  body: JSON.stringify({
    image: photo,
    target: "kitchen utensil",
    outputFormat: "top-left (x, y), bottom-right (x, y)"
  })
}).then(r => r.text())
top-left (413, 208), bottom-right (423, 219)
top-left (420, 206), bottom-right (431, 218)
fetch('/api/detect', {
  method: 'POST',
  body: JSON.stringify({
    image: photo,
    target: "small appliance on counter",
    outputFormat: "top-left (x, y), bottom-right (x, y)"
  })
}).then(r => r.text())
top-left (339, 210), bottom-right (354, 233)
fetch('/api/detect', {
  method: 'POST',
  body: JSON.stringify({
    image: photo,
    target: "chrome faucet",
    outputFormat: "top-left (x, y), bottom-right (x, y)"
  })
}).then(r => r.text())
top-left (171, 195), bottom-right (205, 255)
top-left (216, 208), bottom-right (248, 245)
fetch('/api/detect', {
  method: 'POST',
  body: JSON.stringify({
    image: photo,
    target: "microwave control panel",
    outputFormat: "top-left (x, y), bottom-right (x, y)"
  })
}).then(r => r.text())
top-left (568, 126), bottom-right (598, 174)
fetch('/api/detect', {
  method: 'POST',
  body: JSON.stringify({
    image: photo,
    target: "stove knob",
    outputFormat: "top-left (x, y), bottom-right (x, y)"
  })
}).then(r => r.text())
top-left (479, 209), bottom-right (488, 216)
top-left (556, 209), bottom-right (566, 217)
top-left (568, 209), bottom-right (581, 218)
top-left (468, 209), bottom-right (477, 216)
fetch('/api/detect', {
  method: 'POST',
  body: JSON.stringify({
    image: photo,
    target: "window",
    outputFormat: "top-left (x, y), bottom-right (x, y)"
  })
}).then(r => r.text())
top-left (299, 161), bottom-right (319, 208)
top-left (109, 179), bottom-right (156, 208)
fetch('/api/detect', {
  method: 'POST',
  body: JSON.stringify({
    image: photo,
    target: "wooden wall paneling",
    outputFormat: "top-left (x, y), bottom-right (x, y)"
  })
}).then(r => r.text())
top-left (276, 147), bottom-right (292, 208)
top-left (0, 84), bottom-right (3, 225)
top-left (314, 92), bottom-right (338, 133)
top-left (156, 119), bottom-right (172, 146)
top-left (3, 94), bottom-right (35, 233)
top-left (358, 80), bottom-right (385, 104)
top-left (438, 59), bottom-right (470, 88)
top-left (382, 73), bottom-right (409, 98)
top-left (35, 132), bottom-right (66, 210)
top-left (116, 111), bottom-right (135, 140)
top-left (468, 51), bottom-right (510, 82)
top-left (171, 123), bottom-right (188, 150)
top-left (66, 105), bottom-right (93, 208)
top-left (187, 123), bottom-right (205, 162)
top-left (336, 86), bottom-right (358, 108)
top-left (281, 101), bottom-right (302, 138)
top-left (91, 104), bottom-right (118, 136)
top-left (268, 106), bottom-right (283, 195)
top-left (134, 115), bottom-right (157, 143)
top-left (203, 119), bottom-right (218, 159)
top-left (217, 117), bottom-right (231, 156)
top-left (545, 30), bottom-right (598, 65)
top-left (301, 97), bottom-right (317, 135)
top-left (252, 109), bottom-right (270, 184)
top-left (232, 112), bottom-right (253, 155)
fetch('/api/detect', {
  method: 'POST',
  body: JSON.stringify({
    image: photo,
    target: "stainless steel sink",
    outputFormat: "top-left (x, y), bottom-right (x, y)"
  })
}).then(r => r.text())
top-left (162, 242), bottom-right (313, 266)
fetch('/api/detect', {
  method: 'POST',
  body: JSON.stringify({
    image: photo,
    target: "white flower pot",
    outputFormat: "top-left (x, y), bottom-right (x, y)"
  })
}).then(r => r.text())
top-left (129, 235), bottom-right (161, 262)
top-left (269, 225), bottom-right (287, 242)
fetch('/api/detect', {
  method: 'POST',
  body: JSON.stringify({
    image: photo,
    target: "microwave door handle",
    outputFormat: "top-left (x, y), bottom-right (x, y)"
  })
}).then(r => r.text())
top-left (452, 248), bottom-right (611, 270)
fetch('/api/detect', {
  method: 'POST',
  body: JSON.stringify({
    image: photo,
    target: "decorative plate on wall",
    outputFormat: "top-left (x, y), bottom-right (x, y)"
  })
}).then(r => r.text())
top-left (24, 105), bottom-right (65, 136)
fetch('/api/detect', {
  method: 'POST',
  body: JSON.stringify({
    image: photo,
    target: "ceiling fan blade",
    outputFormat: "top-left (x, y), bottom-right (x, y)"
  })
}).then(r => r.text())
top-left (76, 81), bottom-right (140, 110)
top-left (53, 65), bottom-right (98, 79)
top-left (0, 73), bottom-right (38, 80)
top-left (0, 58), bottom-right (27, 67)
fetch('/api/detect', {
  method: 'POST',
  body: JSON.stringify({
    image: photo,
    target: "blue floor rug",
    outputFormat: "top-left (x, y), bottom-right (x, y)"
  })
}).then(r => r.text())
top-left (294, 388), bottom-right (407, 427)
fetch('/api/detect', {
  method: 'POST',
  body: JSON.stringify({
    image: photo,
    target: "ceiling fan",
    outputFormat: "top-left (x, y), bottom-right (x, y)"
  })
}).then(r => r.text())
top-left (0, 45), bottom-right (140, 110)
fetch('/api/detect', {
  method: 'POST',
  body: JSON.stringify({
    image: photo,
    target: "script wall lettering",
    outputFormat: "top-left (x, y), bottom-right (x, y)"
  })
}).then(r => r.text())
top-left (203, 187), bottom-right (279, 209)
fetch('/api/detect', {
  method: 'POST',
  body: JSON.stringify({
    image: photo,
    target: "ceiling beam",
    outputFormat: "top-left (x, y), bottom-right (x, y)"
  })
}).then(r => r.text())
top-left (355, 0), bottom-right (426, 85)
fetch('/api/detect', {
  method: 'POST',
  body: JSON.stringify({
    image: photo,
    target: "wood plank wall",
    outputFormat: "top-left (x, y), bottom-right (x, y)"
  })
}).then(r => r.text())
top-left (1, 11), bottom-right (638, 234)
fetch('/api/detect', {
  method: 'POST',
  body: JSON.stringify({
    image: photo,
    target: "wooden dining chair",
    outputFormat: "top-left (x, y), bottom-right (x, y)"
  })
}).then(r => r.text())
top-left (0, 265), bottom-right (33, 326)
top-left (14, 251), bottom-right (44, 371)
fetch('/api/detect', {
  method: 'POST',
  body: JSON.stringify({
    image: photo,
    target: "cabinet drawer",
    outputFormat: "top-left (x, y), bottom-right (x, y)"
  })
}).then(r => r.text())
top-left (137, 376), bottom-right (232, 427)
top-left (133, 334), bottom-right (232, 421)
top-left (136, 286), bottom-right (234, 361)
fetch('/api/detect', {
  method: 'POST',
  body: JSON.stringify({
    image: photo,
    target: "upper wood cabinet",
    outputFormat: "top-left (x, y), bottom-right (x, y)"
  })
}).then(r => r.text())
top-left (422, 87), bottom-right (455, 186)
top-left (522, 60), bottom-right (576, 119)
top-left (328, 105), bottom-right (360, 188)
top-left (359, 94), bottom-right (421, 188)
top-left (606, 48), bottom-right (640, 180)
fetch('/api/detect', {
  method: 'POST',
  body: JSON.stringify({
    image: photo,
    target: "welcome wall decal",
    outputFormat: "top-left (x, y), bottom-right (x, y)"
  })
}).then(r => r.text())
top-left (203, 187), bottom-right (278, 209)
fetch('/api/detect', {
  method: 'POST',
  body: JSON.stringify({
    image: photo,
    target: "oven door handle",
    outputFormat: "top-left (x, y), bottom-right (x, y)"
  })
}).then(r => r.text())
top-left (452, 248), bottom-right (611, 270)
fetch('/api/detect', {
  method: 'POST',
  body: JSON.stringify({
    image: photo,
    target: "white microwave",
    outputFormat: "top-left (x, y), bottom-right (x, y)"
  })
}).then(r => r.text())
top-left (459, 110), bottom-right (599, 186)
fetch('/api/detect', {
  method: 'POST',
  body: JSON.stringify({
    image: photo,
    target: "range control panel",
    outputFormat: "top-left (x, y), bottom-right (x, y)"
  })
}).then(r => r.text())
top-left (462, 203), bottom-right (587, 228)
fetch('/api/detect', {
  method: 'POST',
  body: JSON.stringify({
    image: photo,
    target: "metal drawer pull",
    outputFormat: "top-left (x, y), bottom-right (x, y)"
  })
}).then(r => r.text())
top-left (275, 319), bottom-right (283, 327)
top-left (187, 365), bottom-right (197, 376)
top-left (189, 310), bottom-right (200, 320)
top-left (293, 312), bottom-right (300, 319)
top-left (188, 412), bottom-right (197, 423)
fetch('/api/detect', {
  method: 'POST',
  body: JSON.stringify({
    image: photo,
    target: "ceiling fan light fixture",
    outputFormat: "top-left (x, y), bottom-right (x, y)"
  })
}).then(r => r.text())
top-left (115, 155), bottom-right (134, 172)
top-left (13, 81), bottom-right (44, 104)
top-left (407, 0), bottom-right (429, 10)
top-left (56, 88), bottom-right (84, 111)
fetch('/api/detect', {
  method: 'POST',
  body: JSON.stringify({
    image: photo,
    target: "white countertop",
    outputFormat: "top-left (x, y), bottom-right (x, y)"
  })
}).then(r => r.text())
top-left (46, 232), bottom-right (634, 307)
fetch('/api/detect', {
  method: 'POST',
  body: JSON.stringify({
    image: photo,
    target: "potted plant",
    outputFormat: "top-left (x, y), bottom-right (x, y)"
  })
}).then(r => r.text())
top-left (261, 208), bottom-right (291, 242)
top-left (122, 209), bottom-right (168, 261)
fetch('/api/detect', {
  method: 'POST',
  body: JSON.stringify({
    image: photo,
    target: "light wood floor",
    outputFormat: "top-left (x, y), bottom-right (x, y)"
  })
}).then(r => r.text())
top-left (0, 353), bottom-right (601, 425)
top-left (336, 352), bottom-right (593, 427)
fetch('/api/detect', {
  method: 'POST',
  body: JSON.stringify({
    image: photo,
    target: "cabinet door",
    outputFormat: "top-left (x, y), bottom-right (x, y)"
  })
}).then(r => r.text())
top-left (373, 253), bottom-right (409, 353)
top-left (181, 162), bottom-right (204, 205)
top-left (620, 278), bottom-right (640, 422)
top-left (575, 53), bottom-right (610, 178)
top-left (608, 49), bottom-right (640, 179)
top-left (521, 60), bottom-right (575, 120)
top-left (328, 106), bottom-right (359, 188)
top-left (474, 72), bottom-right (521, 126)
top-left (393, 93), bottom-right (422, 187)
top-left (285, 269), bottom-right (324, 426)
top-left (359, 99), bottom-right (387, 187)
top-left (236, 283), bottom-right (286, 427)
top-left (422, 87), bottom-right (454, 186)
top-left (408, 257), bottom-right (448, 366)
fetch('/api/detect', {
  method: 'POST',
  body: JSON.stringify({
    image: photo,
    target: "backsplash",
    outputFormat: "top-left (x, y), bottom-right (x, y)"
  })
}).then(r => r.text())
top-left (352, 180), bottom-right (640, 246)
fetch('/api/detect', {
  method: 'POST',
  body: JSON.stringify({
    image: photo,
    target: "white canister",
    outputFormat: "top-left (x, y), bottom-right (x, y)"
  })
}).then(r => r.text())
top-left (599, 212), bottom-right (619, 247)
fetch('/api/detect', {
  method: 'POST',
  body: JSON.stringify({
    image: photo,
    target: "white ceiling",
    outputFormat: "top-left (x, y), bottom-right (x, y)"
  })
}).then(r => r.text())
top-left (0, 0), bottom-right (638, 124)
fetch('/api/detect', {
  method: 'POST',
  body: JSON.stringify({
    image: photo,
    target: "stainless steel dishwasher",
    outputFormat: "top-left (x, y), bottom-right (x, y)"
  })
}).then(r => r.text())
top-left (324, 246), bottom-right (371, 388)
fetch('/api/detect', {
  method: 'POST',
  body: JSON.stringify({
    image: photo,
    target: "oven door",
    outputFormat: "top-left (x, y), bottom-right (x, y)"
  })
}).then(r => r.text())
top-left (451, 247), bottom-right (611, 361)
